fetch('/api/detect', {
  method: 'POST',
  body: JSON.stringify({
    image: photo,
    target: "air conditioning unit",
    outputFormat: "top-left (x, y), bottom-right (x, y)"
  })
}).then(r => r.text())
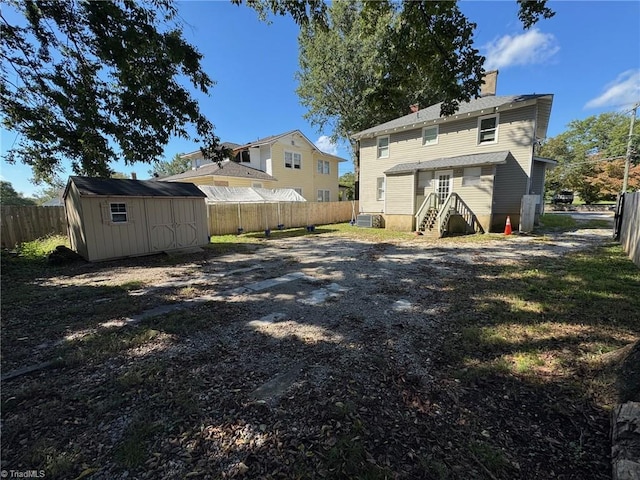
top-left (356, 214), bottom-right (382, 228)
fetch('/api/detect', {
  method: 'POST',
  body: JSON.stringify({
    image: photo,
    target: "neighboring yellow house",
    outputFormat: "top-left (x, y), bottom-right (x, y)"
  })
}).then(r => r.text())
top-left (167, 131), bottom-right (347, 202)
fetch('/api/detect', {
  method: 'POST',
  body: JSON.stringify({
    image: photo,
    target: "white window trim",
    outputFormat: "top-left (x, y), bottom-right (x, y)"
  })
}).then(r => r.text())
top-left (377, 135), bottom-right (390, 159)
top-left (376, 177), bottom-right (385, 201)
top-left (477, 113), bottom-right (499, 145)
top-left (285, 151), bottom-right (302, 169)
top-left (422, 125), bottom-right (439, 146)
top-left (317, 189), bottom-right (330, 202)
top-left (434, 170), bottom-right (454, 203)
top-left (110, 202), bottom-right (128, 223)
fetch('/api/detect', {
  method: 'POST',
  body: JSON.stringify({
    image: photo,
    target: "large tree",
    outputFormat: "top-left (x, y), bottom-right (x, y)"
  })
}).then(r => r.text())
top-left (540, 112), bottom-right (639, 203)
top-left (295, 0), bottom-right (554, 170)
top-left (149, 153), bottom-right (191, 178)
top-left (0, 0), bottom-right (228, 185)
top-left (0, 181), bottom-right (36, 206)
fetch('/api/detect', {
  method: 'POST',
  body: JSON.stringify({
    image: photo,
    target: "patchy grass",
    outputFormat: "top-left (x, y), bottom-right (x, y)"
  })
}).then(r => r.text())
top-left (538, 213), bottom-right (577, 231)
top-left (16, 234), bottom-right (70, 260)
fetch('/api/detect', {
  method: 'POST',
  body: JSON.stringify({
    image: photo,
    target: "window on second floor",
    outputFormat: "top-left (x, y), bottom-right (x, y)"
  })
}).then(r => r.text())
top-left (377, 136), bottom-right (389, 158)
top-left (285, 151), bottom-right (302, 169)
top-left (478, 114), bottom-right (499, 144)
top-left (422, 126), bottom-right (439, 146)
top-left (376, 177), bottom-right (385, 201)
top-left (317, 160), bottom-right (330, 174)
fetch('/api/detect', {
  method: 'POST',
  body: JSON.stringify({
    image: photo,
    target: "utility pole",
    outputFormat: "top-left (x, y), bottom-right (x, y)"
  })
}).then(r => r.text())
top-left (622, 102), bottom-right (639, 193)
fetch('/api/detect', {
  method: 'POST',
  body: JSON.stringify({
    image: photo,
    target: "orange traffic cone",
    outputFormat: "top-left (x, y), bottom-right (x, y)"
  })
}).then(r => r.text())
top-left (504, 216), bottom-right (512, 235)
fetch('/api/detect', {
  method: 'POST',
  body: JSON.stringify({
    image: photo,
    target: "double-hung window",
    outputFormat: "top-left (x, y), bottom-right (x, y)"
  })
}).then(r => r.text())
top-left (285, 151), bottom-right (302, 169)
top-left (110, 203), bottom-right (127, 223)
top-left (377, 136), bottom-right (389, 158)
top-left (422, 126), bottom-right (438, 146)
top-left (317, 160), bottom-right (330, 174)
top-left (478, 114), bottom-right (499, 144)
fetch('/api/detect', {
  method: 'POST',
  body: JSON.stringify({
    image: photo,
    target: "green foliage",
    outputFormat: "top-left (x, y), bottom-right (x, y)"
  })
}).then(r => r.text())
top-left (18, 234), bottom-right (70, 259)
top-left (540, 112), bottom-right (639, 203)
top-left (1, 0), bottom-right (228, 185)
top-left (148, 152), bottom-right (191, 178)
top-left (0, 180), bottom-right (36, 205)
top-left (339, 172), bottom-right (356, 200)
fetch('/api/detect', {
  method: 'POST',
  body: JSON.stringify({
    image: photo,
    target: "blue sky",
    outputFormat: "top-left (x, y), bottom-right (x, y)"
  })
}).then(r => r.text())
top-left (1, 0), bottom-right (639, 197)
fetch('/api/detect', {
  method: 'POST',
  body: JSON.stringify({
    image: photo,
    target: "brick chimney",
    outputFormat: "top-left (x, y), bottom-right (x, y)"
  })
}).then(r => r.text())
top-left (480, 70), bottom-right (499, 97)
top-left (410, 103), bottom-right (420, 113)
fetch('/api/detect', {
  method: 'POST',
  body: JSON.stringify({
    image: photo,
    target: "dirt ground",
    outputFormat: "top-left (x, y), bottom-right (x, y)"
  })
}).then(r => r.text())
top-left (0, 224), bottom-right (628, 479)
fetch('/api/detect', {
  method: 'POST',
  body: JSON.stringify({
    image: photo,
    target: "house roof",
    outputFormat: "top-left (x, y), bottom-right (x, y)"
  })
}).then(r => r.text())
top-left (159, 159), bottom-right (277, 182)
top-left (235, 130), bottom-right (348, 162)
top-left (352, 94), bottom-right (554, 140)
top-left (65, 176), bottom-right (206, 199)
top-left (384, 151), bottom-right (511, 175)
top-left (180, 142), bottom-right (241, 160)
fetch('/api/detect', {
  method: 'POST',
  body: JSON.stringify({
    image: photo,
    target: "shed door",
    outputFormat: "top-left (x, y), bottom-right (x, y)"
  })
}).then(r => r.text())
top-left (173, 200), bottom-right (199, 248)
top-left (147, 199), bottom-right (199, 251)
top-left (147, 199), bottom-right (177, 251)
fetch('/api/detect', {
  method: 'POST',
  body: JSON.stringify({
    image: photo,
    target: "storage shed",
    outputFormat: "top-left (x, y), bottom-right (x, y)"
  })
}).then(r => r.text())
top-left (64, 176), bottom-right (209, 261)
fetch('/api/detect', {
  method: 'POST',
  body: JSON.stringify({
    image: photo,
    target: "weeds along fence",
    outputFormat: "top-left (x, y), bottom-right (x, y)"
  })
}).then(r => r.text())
top-left (1, 206), bottom-right (67, 248)
top-left (207, 201), bottom-right (358, 236)
top-left (619, 192), bottom-right (640, 267)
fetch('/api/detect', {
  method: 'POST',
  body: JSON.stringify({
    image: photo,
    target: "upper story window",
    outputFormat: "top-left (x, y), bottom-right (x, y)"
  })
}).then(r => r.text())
top-left (377, 136), bottom-right (389, 158)
top-left (110, 203), bottom-right (127, 223)
top-left (317, 160), bottom-right (330, 174)
top-left (285, 151), bottom-right (301, 169)
top-left (478, 114), bottom-right (499, 144)
top-left (422, 126), bottom-right (439, 146)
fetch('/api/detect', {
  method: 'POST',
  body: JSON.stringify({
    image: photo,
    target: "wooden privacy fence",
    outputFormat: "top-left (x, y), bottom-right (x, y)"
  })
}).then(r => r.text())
top-left (207, 201), bottom-right (358, 236)
top-left (1, 206), bottom-right (67, 248)
top-left (618, 192), bottom-right (640, 267)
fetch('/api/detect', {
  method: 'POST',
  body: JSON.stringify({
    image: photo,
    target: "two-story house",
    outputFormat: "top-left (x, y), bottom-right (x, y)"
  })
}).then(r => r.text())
top-left (352, 74), bottom-right (555, 234)
top-left (166, 131), bottom-right (346, 202)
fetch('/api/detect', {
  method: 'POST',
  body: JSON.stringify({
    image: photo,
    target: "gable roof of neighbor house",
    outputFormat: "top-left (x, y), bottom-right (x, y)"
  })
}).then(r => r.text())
top-left (64, 176), bottom-right (206, 199)
top-left (180, 142), bottom-right (242, 160)
top-left (159, 159), bottom-right (277, 182)
top-left (352, 94), bottom-right (553, 141)
top-left (235, 129), bottom-right (348, 162)
top-left (385, 151), bottom-right (511, 175)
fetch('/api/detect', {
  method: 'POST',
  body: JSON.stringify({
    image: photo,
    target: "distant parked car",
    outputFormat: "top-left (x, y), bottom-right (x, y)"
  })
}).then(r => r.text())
top-left (552, 190), bottom-right (574, 205)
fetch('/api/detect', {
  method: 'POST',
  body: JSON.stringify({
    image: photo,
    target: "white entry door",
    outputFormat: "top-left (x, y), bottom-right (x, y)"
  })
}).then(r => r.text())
top-left (435, 170), bottom-right (453, 205)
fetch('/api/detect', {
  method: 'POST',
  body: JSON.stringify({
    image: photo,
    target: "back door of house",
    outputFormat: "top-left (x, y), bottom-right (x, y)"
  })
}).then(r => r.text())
top-left (435, 170), bottom-right (454, 205)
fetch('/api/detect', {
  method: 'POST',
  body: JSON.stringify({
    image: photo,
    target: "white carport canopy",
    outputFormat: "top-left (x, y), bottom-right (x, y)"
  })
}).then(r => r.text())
top-left (198, 186), bottom-right (307, 203)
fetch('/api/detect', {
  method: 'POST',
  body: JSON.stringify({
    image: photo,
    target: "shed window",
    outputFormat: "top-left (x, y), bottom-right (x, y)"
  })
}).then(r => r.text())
top-left (478, 114), bottom-right (498, 144)
top-left (110, 203), bottom-right (127, 223)
top-left (462, 167), bottom-right (482, 186)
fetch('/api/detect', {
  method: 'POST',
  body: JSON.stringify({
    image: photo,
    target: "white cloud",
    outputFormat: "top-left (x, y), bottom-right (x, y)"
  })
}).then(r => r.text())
top-left (584, 70), bottom-right (640, 109)
top-left (484, 28), bottom-right (559, 70)
top-left (315, 135), bottom-right (338, 155)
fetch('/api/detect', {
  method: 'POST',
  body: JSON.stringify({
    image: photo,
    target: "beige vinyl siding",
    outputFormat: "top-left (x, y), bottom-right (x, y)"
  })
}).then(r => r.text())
top-left (312, 152), bottom-right (340, 202)
top-left (451, 165), bottom-right (494, 214)
top-left (358, 104), bottom-right (536, 215)
top-left (270, 142), bottom-right (316, 200)
top-left (385, 174), bottom-right (415, 214)
top-left (529, 161), bottom-right (547, 214)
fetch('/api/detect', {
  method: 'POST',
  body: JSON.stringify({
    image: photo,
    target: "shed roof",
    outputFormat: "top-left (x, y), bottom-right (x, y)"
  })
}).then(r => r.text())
top-left (159, 159), bottom-right (276, 182)
top-left (384, 151), bottom-right (511, 175)
top-left (353, 94), bottom-right (553, 140)
top-left (65, 176), bottom-right (206, 198)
